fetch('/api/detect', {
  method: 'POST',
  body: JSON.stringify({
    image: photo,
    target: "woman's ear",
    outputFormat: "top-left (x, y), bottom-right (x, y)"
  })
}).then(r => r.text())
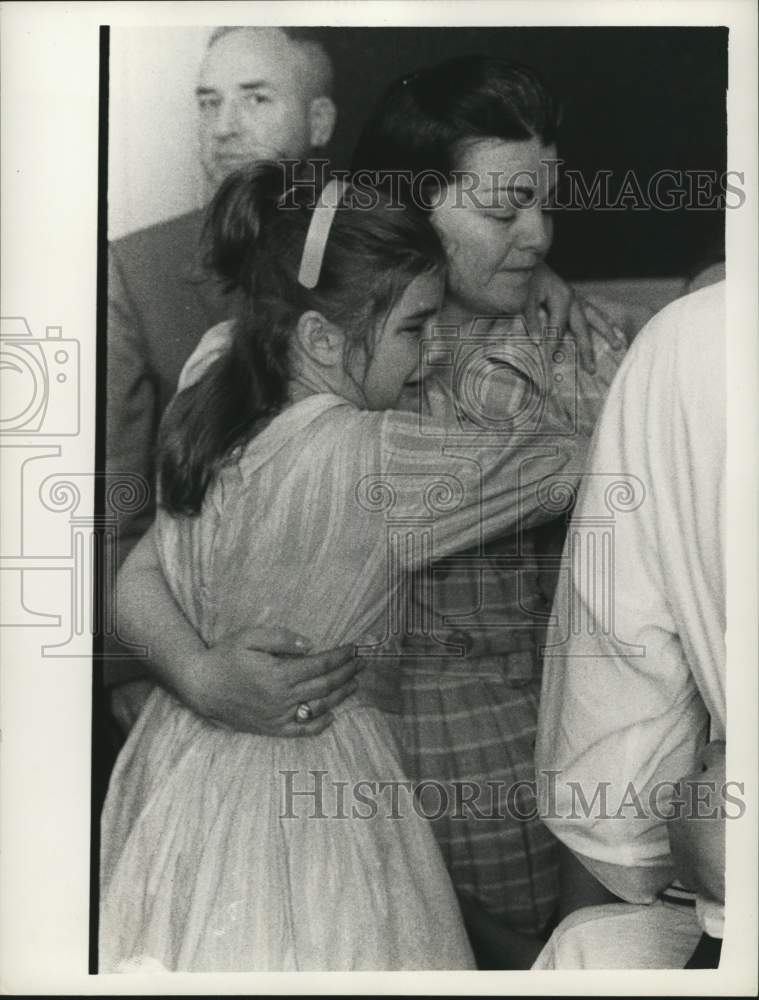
top-left (295, 311), bottom-right (345, 367)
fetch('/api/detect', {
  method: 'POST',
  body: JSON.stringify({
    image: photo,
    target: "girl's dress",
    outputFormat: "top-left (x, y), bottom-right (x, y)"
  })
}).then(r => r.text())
top-left (100, 383), bottom-right (587, 972)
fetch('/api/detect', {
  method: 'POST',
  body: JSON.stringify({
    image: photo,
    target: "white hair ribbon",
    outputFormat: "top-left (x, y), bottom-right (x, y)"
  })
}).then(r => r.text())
top-left (297, 178), bottom-right (349, 289)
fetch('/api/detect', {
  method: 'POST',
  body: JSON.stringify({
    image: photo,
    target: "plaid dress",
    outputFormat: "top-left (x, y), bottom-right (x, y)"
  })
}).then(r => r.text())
top-left (399, 535), bottom-right (560, 935)
top-left (396, 324), bottom-right (625, 935)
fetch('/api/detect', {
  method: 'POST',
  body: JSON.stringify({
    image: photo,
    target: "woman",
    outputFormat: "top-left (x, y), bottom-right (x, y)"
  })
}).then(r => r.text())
top-left (113, 57), bottom-right (625, 967)
top-left (348, 57), bottom-right (626, 963)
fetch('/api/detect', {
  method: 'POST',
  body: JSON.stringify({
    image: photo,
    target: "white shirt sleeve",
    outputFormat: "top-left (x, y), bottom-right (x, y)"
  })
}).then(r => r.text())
top-left (536, 283), bottom-right (726, 903)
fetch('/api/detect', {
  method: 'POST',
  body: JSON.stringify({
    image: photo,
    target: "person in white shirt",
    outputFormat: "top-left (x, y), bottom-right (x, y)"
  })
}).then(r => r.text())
top-left (533, 280), bottom-right (726, 968)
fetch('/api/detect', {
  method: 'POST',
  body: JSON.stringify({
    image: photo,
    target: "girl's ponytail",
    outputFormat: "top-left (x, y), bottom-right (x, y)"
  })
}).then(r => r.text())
top-left (204, 161), bottom-right (288, 294)
top-left (158, 163), bottom-right (295, 516)
top-left (157, 159), bottom-right (446, 517)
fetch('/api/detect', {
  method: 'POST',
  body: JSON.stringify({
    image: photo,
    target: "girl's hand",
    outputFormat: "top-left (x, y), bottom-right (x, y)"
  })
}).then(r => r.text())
top-left (183, 625), bottom-right (360, 737)
top-left (528, 263), bottom-right (626, 374)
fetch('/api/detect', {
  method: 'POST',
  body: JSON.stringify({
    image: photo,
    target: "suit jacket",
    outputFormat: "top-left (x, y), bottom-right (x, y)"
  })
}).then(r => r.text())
top-left (107, 209), bottom-right (234, 565)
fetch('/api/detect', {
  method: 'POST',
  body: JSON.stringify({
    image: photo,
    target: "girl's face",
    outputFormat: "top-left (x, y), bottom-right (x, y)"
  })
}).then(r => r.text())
top-left (356, 270), bottom-right (444, 409)
top-left (430, 136), bottom-right (557, 318)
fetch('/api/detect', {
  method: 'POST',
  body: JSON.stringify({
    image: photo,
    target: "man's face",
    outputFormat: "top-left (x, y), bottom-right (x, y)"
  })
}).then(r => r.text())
top-left (197, 29), bottom-right (318, 188)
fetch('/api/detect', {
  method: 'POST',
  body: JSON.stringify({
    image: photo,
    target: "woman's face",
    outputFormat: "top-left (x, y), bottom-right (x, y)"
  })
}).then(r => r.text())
top-left (431, 136), bottom-right (557, 318)
top-left (357, 270), bottom-right (444, 409)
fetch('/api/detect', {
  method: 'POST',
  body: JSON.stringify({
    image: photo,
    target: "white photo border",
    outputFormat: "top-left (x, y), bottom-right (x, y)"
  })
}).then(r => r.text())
top-left (0, 1), bottom-right (756, 995)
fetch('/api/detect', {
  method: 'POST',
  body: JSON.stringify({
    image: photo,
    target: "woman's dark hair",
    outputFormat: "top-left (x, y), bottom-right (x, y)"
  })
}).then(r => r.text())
top-left (157, 161), bottom-right (445, 516)
top-left (351, 55), bottom-right (560, 205)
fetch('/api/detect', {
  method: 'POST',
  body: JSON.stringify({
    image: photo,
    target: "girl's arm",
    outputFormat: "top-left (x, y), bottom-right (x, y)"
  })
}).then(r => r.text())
top-left (116, 526), bottom-right (359, 735)
top-left (377, 391), bottom-right (592, 568)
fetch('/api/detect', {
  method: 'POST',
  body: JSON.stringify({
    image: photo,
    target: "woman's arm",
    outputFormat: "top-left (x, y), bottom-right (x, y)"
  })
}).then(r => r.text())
top-left (541, 311), bottom-right (628, 439)
top-left (529, 262), bottom-right (627, 373)
top-left (116, 526), bottom-right (359, 735)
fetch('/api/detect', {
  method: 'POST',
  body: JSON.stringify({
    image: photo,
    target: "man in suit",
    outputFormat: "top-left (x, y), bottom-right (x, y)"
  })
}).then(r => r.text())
top-left (107, 26), bottom-right (337, 564)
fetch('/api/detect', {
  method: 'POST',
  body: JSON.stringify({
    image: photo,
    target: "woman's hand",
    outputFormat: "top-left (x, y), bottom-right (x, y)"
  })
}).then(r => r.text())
top-left (528, 262), bottom-right (626, 374)
top-left (183, 625), bottom-right (360, 737)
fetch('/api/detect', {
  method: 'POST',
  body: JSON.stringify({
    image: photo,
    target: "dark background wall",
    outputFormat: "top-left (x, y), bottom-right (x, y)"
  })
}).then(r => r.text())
top-left (317, 26), bottom-right (728, 280)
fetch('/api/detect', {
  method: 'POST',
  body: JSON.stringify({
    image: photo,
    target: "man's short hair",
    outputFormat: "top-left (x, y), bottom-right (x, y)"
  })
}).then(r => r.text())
top-left (206, 26), bottom-right (334, 99)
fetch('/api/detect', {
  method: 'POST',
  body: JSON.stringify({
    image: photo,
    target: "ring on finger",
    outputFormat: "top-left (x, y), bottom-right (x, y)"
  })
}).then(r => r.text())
top-left (295, 702), bottom-right (314, 724)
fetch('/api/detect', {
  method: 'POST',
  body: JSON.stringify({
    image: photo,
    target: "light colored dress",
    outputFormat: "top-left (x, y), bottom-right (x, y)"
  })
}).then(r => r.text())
top-left (100, 374), bottom-right (589, 972)
top-left (141, 317), bottom-right (622, 940)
